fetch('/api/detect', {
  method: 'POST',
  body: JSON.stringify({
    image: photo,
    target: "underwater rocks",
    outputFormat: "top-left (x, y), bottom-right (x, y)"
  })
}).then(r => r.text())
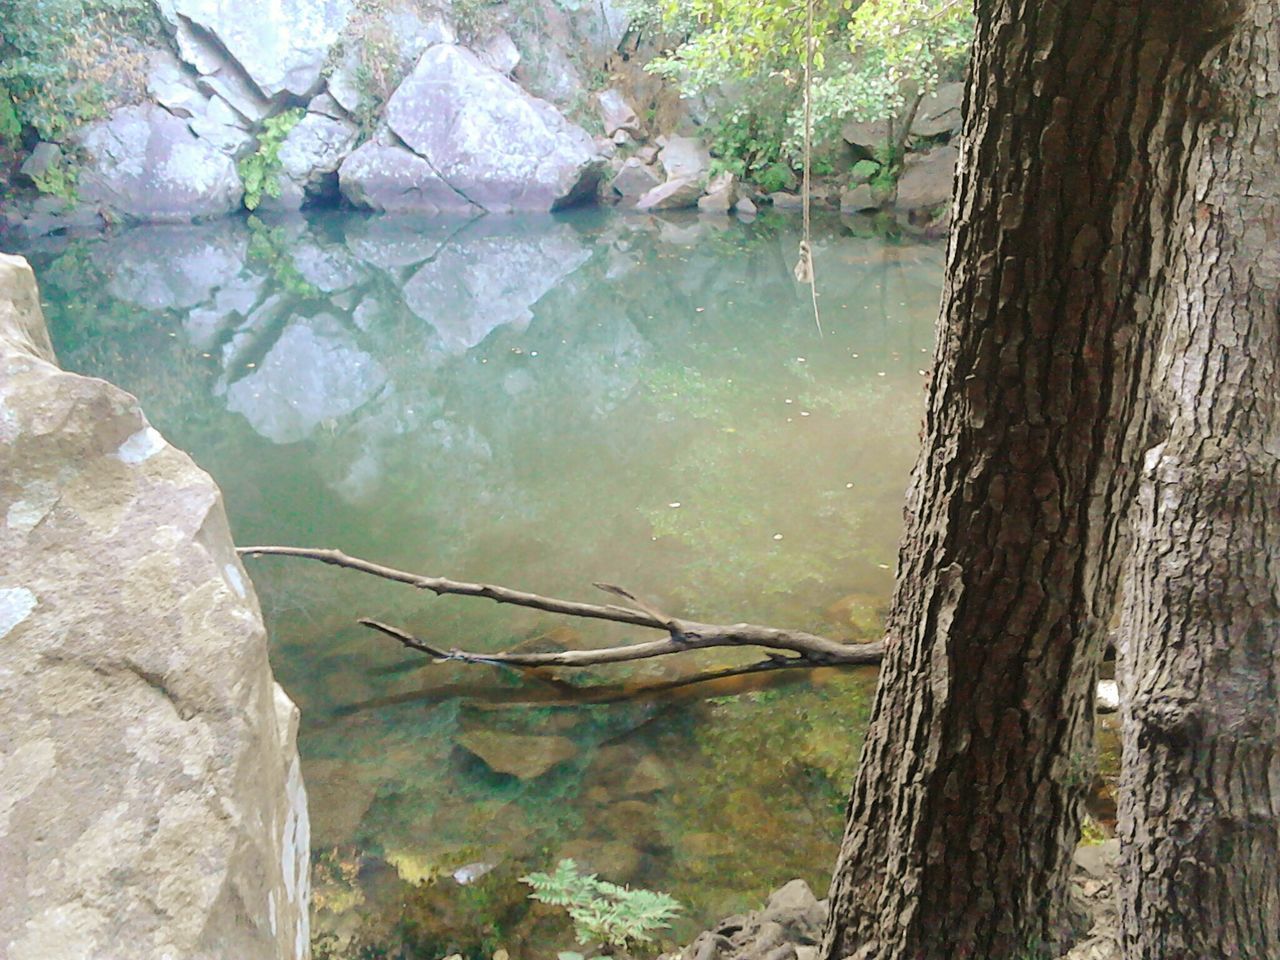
top-left (458, 730), bottom-right (579, 780)
top-left (0, 254), bottom-right (309, 960)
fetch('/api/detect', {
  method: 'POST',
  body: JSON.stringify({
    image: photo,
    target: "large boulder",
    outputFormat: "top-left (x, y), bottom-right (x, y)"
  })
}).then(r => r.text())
top-left (160, 0), bottom-right (353, 98)
top-left (659, 136), bottom-right (711, 183)
top-left (894, 143), bottom-right (959, 212)
top-left (385, 44), bottom-right (603, 212)
top-left (636, 177), bottom-right (703, 211)
top-left (609, 157), bottom-right (662, 199)
top-left (338, 141), bottom-right (478, 215)
top-left (910, 81), bottom-right (965, 137)
top-left (76, 104), bottom-right (243, 222)
top-left (0, 254), bottom-right (309, 960)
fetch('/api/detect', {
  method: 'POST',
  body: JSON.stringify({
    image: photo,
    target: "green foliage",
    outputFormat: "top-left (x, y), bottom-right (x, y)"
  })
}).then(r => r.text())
top-left (238, 109), bottom-right (305, 211)
top-left (641, 0), bottom-right (972, 182)
top-left (30, 157), bottom-right (77, 201)
top-left (522, 860), bottom-right (681, 951)
top-left (0, 0), bottom-right (155, 148)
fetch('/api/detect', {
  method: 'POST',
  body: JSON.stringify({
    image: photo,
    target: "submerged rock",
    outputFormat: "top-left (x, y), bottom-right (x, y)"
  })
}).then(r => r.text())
top-left (0, 254), bottom-right (309, 960)
top-left (385, 45), bottom-right (603, 212)
top-left (76, 104), bottom-right (243, 222)
top-left (457, 730), bottom-right (578, 780)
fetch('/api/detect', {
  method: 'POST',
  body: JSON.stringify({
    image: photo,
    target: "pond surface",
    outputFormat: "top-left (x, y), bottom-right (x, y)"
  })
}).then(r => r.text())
top-left (18, 208), bottom-right (942, 958)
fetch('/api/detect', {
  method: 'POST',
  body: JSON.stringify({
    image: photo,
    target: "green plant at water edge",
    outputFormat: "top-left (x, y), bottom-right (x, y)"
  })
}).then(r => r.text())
top-left (238, 109), bottom-right (305, 211)
top-left (30, 155), bottom-right (78, 201)
top-left (522, 859), bottom-right (681, 952)
top-left (246, 215), bottom-right (321, 298)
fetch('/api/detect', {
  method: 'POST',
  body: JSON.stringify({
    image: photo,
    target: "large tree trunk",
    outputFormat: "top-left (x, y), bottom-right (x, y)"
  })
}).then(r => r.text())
top-left (822, 3), bottom-right (1235, 958)
top-left (1116, 4), bottom-right (1280, 957)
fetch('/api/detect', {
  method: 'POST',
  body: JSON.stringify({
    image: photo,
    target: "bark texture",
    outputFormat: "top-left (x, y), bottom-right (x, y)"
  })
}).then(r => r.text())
top-left (1116, 5), bottom-right (1280, 957)
top-left (822, 3), bottom-right (1233, 958)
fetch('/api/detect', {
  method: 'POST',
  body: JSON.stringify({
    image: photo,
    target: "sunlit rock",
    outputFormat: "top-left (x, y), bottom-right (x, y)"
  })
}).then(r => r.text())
top-left (0, 253), bottom-right (309, 960)
top-left (76, 105), bottom-right (243, 222)
top-left (225, 314), bottom-right (388, 443)
top-left (400, 222), bottom-right (591, 352)
top-left (385, 44), bottom-right (603, 212)
top-left (910, 82), bottom-right (965, 137)
top-left (457, 730), bottom-right (578, 780)
top-left (160, 0), bottom-right (353, 98)
top-left (339, 141), bottom-right (478, 215)
top-left (894, 144), bottom-right (959, 212)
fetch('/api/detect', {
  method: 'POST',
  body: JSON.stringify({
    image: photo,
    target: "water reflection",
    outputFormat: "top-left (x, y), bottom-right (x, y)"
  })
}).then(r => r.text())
top-left (24, 209), bottom-right (942, 958)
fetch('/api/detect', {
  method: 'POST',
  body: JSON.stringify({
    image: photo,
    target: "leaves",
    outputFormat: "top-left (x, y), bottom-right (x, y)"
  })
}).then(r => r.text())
top-left (237, 108), bottom-right (306, 211)
top-left (522, 859), bottom-right (682, 949)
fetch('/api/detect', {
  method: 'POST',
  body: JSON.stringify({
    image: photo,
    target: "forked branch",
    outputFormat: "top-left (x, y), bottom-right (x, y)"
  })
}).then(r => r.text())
top-left (237, 545), bottom-right (885, 671)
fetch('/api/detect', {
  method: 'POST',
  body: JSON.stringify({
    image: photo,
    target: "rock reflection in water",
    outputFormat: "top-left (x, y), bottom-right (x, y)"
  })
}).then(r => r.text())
top-left (25, 208), bottom-right (944, 959)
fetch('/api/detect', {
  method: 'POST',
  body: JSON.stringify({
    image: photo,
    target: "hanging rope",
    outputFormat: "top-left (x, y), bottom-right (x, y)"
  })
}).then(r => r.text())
top-left (794, 0), bottom-right (824, 337)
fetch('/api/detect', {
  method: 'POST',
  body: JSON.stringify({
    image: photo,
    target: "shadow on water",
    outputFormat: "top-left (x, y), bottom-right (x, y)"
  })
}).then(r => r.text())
top-left (17, 206), bottom-right (943, 958)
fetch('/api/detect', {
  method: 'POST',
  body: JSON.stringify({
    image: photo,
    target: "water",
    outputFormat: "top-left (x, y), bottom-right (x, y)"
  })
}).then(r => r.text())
top-left (18, 208), bottom-right (943, 957)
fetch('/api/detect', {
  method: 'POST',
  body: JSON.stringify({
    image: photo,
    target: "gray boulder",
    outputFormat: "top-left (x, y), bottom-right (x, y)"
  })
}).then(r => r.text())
top-left (841, 116), bottom-right (891, 154)
top-left (597, 88), bottom-right (641, 137)
top-left (259, 112), bottom-right (359, 211)
top-left (840, 183), bottom-right (879, 213)
top-left (76, 105), bottom-right (243, 222)
top-left (0, 254), bottom-right (310, 960)
top-left (475, 29), bottom-right (522, 75)
top-left (895, 143), bottom-right (959, 211)
top-left (161, 0), bottom-right (353, 97)
top-left (610, 157), bottom-right (662, 199)
top-left (187, 94), bottom-right (255, 157)
top-left (659, 136), bottom-right (711, 183)
top-left (636, 177), bottom-right (703, 211)
top-left (698, 171), bottom-right (738, 213)
top-left (338, 141), bottom-right (478, 215)
top-left (386, 45), bottom-right (602, 212)
top-left (910, 81), bottom-right (965, 137)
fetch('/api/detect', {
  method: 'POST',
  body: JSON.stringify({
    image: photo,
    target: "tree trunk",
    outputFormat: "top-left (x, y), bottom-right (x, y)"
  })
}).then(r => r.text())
top-left (822, 3), bottom-right (1235, 958)
top-left (1116, 4), bottom-right (1280, 957)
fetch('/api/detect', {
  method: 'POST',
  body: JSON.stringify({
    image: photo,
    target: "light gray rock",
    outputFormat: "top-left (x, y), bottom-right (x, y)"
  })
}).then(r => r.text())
top-left (187, 94), bottom-right (255, 157)
top-left (197, 69), bottom-right (274, 125)
top-left (259, 112), bottom-right (359, 210)
top-left (840, 183), bottom-right (878, 213)
top-left (225, 314), bottom-right (387, 443)
top-left (610, 157), bottom-right (662, 199)
top-left (636, 177), bottom-right (703, 211)
top-left (307, 92), bottom-right (348, 120)
top-left (386, 45), bottom-right (602, 212)
top-left (400, 221), bottom-right (591, 352)
top-left (146, 48), bottom-right (207, 119)
top-left (338, 141), bottom-right (478, 215)
top-left (475, 29), bottom-right (521, 75)
top-left (76, 104), bottom-right (243, 222)
top-left (162, 0), bottom-right (353, 97)
top-left (894, 143), bottom-right (959, 211)
top-left (0, 253), bottom-right (310, 960)
top-left (325, 47), bottom-right (364, 115)
top-left (910, 81), bottom-right (964, 137)
top-left (513, 32), bottom-right (584, 104)
top-left (841, 116), bottom-right (891, 152)
top-left (659, 136), bottom-right (711, 183)
top-left (698, 171), bottom-right (737, 213)
top-left (344, 215), bottom-right (471, 271)
top-left (597, 88), bottom-right (641, 137)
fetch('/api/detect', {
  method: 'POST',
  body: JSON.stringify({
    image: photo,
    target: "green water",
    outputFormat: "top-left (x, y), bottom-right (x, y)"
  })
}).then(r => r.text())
top-left (20, 208), bottom-right (942, 957)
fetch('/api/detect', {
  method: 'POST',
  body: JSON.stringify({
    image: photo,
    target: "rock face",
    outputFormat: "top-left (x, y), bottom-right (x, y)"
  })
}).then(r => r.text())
top-left (0, 254), bottom-right (310, 960)
top-left (894, 143), bottom-right (959, 212)
top-left (160, 0), bottom-right (352, 98)
top-left (385, 44), bottom-right (603, 212)
top-left (910, 81), bottom-right (965, 137)
top-left (338, 141), bottom-right (478, 215)
top-left (262, 111), bottom-right (360, 210)
top-left (76, 104), bottom-right (243, 222)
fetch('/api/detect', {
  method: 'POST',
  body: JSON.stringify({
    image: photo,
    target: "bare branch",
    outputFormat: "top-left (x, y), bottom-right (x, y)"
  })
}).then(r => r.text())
top-left (238, 545), bottom-right (886, 668)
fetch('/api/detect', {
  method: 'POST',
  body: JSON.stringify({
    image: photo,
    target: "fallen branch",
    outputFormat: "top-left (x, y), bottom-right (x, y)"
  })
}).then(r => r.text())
top-left (237, 545), bottom-right (885, 670)
top-left (236, 545), bottom-right (1120, 713)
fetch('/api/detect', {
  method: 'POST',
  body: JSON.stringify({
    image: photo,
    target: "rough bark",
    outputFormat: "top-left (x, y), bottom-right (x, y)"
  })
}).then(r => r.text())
top-left (1116, 4), bottom-right (1280, 957)
top-left (822, 3), bottom-right (1233, 958)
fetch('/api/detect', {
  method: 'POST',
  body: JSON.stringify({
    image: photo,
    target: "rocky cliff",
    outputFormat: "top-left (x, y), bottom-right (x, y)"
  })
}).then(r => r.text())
top-left (0, 252), bottom-right (310, 960)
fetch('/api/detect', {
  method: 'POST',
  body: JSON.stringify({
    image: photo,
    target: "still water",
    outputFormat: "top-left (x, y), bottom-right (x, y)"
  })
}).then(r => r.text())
top-left (21, 208), bottom-right (942, 957)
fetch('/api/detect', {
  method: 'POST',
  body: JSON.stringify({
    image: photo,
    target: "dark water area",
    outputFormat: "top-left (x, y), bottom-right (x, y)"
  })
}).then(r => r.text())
top-left (14, 208), bottom-right (943, 957)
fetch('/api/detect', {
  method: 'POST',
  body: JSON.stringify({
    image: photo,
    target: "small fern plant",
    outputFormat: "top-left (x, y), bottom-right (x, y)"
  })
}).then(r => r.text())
top-left (238, 108), bottom-right (304, 210)
top-left (522, 859), bottom-right (681, 953)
